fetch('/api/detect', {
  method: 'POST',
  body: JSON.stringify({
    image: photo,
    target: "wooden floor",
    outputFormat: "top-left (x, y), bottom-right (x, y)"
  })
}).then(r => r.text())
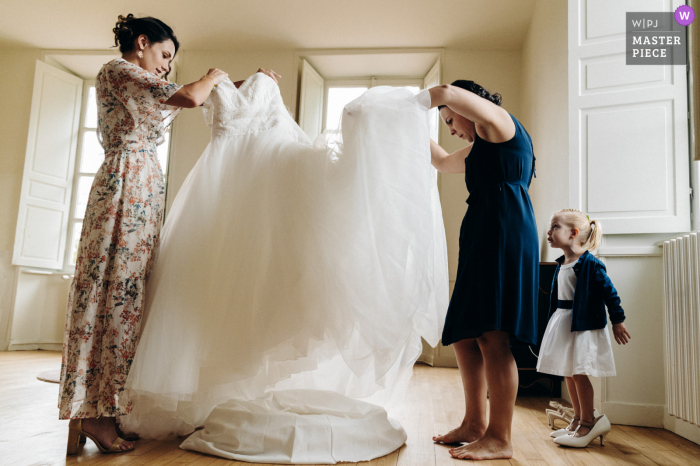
top-left (3, 351), bottom-right (700, 466)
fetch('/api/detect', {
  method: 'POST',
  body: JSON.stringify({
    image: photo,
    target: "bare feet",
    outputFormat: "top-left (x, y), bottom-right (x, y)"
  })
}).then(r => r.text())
top-left (433, 422), bottom-right (486, 444)
top-left (81, 418), bottom-right (135, 452)
top-left (449, 435), bottom-right (513, 460)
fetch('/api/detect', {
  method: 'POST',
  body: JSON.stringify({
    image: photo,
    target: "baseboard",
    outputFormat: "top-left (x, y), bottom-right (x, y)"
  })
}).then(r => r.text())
top-left (8, 341), bottom-right (62, 351)
top-left (600, 401), bottom-right (665, 427)
top-left (664, 413), bottom-right (700, 445)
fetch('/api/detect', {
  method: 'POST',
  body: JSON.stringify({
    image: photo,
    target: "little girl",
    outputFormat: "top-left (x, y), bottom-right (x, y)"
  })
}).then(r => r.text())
top-left (536, 209), bottom-right (631, 448)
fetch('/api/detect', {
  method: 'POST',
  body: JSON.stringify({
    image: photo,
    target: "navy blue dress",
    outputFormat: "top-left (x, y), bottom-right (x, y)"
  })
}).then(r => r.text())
top-left (441, 114), bottom-right (539, 346)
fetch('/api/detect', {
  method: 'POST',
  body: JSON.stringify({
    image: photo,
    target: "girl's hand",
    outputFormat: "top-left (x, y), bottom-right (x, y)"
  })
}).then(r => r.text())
top-left (258, 68), bottom-right (281, 83)
top-left (613, 322), bottom-right (631, 345)
top-left (204, 68), bottom-right (229, 86)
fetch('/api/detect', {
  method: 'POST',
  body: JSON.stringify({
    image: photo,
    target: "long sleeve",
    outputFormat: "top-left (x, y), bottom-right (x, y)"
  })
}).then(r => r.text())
top-left (595, 265), bottom-right (625, 324)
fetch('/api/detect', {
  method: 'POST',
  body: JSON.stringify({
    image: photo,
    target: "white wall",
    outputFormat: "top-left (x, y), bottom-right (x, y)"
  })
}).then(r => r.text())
top-left (0, 47), bottom-right (43, 351)
top-left (520, 0), bottom-right (568, 263)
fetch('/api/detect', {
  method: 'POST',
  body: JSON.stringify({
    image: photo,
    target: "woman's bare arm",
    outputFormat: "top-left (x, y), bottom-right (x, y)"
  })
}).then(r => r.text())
top-left (428, 85), bottom-right (514, 143)
top-left (165, 68), bottom-right (228, 108)
top-left (430, 139), bottom-right (472, 173)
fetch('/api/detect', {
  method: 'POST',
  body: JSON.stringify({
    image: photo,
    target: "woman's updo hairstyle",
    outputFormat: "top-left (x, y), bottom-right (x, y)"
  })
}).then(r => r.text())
top-left (113, 14), bottom-right (180, 56)
top-left (437, 80), bottom-right (502, 109)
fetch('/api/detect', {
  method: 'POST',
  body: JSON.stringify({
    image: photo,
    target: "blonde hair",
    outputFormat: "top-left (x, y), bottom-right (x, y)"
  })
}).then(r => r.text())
top-left (553, 209), bottom-right (602, 251)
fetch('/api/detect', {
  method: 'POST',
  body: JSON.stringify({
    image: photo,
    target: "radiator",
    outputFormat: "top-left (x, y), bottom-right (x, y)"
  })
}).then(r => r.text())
top-left (663, 232), bottom-right (700, 427)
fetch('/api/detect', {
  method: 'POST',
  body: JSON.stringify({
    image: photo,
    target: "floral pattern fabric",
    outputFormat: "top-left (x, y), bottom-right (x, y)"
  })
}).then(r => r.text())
top-left (58, 58), bottom-right (182, 419)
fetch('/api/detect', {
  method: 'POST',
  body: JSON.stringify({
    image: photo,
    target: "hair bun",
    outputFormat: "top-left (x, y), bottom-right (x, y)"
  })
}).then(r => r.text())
top-left (113, 14), bottom-right (135, 49)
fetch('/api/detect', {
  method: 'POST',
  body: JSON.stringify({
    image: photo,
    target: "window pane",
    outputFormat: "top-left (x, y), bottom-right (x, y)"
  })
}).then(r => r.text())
top-left (80, 131), bottom-right (104, 173)
top-left (326, 87), bottom-right (367, 130)
top-left (84, 87), bottom-right (98, 128)
top-left (70, 222), bottom-right (83, 265)
top-left (74, 176), bottom-right (94, 219)
top-left (157, 130), bottom-right (170, 175)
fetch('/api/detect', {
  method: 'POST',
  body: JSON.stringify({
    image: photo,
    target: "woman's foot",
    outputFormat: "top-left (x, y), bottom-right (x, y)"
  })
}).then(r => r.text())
top-left (81, 418), bottom-right (135, 452)
top-left (433, 421), bottom-right (486, 444)
top-left (449, 435), bottom-right (513, 460)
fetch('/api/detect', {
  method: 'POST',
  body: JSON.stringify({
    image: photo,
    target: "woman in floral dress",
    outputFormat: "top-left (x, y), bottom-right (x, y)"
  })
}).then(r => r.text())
top-left (57, 14), bottom-right (241, 455)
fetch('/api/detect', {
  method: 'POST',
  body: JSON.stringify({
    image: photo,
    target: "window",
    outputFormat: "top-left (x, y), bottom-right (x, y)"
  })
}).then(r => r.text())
top-left (64, 82), bottom-right (173, 270)
top-left (322, 79), bottom-right (422, 149)
top-left (323, 78), bottom-right (422, 132)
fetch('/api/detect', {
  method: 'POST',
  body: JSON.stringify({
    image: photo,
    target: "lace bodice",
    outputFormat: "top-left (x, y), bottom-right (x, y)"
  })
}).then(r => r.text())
top-left (203, 73), bottom-right (308, 142)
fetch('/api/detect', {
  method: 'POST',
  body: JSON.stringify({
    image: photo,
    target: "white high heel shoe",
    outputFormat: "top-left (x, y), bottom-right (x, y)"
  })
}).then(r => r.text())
top-left (554, 414), bottom-right (611, 448)
top-left (550, 409), bottom-right (600, 438)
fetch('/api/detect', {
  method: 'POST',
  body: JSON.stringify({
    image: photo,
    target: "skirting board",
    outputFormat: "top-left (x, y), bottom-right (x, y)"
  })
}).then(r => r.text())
top-left (8, 342), bottom-right (62, 351)
top-left (561, 382), bottom-right (664, 427)
top-left (600, 401), bottom-right (665, 428)
top-left (664, 413), bottom-right (700, 445)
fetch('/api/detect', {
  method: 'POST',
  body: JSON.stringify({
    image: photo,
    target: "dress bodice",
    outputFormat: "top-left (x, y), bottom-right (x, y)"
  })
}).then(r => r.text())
top-left (96, 58), bottom-right (182, 151)
top-left (464, 114), bottom-right (534, 203)
top-left (203, 74), bottom-right (308, 142)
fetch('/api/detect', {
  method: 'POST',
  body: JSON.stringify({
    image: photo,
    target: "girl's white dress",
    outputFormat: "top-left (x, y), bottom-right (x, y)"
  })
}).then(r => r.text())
top-left (536, 261), bottom-right (616, 377)
top-left (120, 74), bottom-right (449, 464)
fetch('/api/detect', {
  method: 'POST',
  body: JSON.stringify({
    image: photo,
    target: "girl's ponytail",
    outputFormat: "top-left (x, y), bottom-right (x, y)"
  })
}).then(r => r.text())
top-left (584, 219), bottom-right (603, 251)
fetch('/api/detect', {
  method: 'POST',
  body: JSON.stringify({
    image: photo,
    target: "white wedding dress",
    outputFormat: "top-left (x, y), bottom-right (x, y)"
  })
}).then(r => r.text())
top-left (122, 73), bottom-right (448, 464)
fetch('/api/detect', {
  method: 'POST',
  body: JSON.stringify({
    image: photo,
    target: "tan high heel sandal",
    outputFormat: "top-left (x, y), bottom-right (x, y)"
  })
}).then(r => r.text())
top-left (66, 419), bottom-right (132, 455)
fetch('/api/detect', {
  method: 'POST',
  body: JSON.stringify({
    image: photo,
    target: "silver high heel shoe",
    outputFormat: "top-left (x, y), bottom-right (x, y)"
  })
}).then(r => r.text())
top-left (554, 414), bottom-right (611, 448)
top-left (546, 402), bottom-right (576, 428)
top-left (549, 401), bottom-right (575, 418)
top-left (546, 409), bottom-right (569, 429)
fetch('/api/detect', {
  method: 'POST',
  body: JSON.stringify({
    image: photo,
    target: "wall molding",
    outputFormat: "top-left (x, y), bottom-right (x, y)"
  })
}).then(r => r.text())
top-left (664, 413), bottom-right (700, 445)
top-left (600, 401), bottom-right (665, 428)
top-left (8, 341), bottom-right (62, 352)
top-left (597, 246), bottom-right (662, 257)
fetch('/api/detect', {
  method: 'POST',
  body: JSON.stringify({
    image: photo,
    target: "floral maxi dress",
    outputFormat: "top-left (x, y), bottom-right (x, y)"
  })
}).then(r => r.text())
top-left (58, 58), bottom-right (182, 419)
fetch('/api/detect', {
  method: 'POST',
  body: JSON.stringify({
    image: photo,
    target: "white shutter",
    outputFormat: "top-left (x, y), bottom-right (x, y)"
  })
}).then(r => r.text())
top-left (424, 59), bottom-right (441, 141)
top-left (12, 60), bottom-right (83, 269)
top-left (569, 0), bottom-right (690, 233)
top-left (298, 59), bottom-right (324, 140)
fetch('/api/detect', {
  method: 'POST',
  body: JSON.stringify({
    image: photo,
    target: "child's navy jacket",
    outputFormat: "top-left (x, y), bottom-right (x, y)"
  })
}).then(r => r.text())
top-left (548, 250), bottom-right (626, 331)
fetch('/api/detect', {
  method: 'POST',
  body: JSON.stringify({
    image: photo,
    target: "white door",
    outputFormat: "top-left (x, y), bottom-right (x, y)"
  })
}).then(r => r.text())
top-left (13, 60), bottom-right (83, 269)
top-left (298, 59), bottom-right (325, 141)
top-left (569, 0), bottom-right (691, 234)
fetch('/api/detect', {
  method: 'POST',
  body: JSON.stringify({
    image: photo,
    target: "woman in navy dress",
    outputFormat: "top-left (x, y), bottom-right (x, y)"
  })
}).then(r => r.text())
top-left (428, 80), bottom-right (538, 461)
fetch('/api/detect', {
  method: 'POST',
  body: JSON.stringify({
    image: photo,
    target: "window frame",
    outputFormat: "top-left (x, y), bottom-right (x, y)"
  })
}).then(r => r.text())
top-left (322, 77), bottom-right (424, 132)
top-left (62, 80), bottom-right (96, 273)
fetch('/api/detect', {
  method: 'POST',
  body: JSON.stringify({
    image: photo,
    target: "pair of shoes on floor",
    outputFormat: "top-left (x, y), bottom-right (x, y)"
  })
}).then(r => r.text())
top-left (546, 402), bottom-right (575, 428)
top-left (66, 419), bottom-right (134, 455)
top-left (554, 414), bottom-right (611, 448)
top-left (550, 408), bottom-right (600, 438)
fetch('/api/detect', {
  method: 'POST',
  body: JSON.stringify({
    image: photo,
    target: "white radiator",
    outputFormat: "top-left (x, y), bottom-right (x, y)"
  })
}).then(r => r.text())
top-left (663, 232), bottom-right (700, 427)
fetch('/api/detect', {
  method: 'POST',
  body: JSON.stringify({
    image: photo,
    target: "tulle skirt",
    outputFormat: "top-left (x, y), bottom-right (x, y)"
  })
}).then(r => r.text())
top-left (121, 87), bottom-right (448, 462)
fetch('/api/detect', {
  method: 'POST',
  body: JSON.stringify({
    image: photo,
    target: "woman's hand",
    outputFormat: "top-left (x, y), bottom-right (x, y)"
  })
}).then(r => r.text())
top-left (204, 68), bottom-right (229, 86)
top-left (257, 68), bottom-right (281, 83)
top-left (166, 68), bottom-right (228, 108)
top-left (612, 322), bottom-right (631, 345)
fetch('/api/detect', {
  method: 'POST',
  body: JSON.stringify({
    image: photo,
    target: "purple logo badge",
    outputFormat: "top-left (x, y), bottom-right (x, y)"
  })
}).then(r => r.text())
top-left (675, 5), bottom-right (695, 26)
